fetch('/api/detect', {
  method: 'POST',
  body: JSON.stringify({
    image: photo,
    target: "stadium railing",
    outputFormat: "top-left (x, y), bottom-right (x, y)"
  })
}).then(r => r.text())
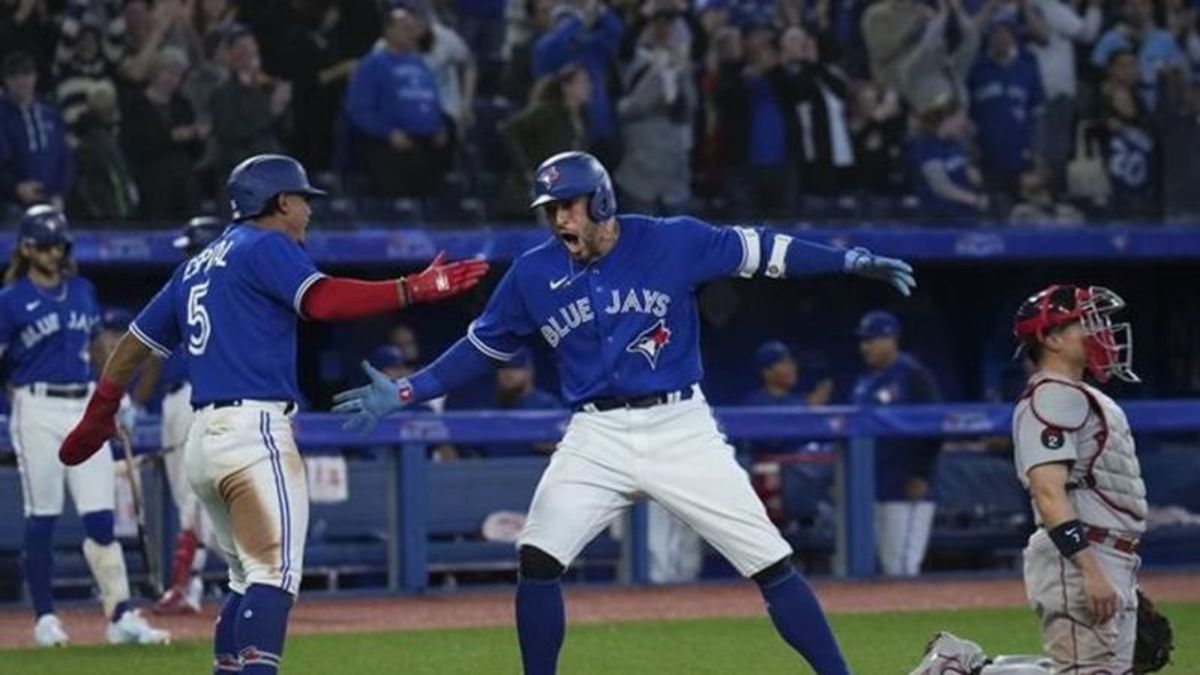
top-left (4, 400), bottom-right (1196, 594)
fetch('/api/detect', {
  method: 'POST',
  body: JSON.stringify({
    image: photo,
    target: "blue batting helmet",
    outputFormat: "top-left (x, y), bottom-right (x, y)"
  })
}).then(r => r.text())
top-left (17, 205), bottom-right (72, 249)
top-left (225, 154), bottom-right (327, 221)
top-left (529, 151), bottom-right (616, 222)
top-left (173, 215), bottom-right (225, 254)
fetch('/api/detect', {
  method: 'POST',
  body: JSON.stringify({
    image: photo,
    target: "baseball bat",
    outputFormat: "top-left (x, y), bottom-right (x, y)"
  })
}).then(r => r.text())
top-left (116, 427), bottom-right (164, 597)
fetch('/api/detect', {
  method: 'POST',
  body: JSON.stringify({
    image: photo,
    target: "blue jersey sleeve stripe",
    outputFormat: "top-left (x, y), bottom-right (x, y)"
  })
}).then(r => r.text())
top-left (467, 321), bottom-right (517, 361)
top-left (292, 272), bottom-right (327, 317)
top-left (129, 322), bottom-right (172, 358)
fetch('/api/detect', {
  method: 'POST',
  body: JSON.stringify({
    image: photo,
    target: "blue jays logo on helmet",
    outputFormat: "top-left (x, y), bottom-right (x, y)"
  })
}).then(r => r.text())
top-left (627, 320), bottom-right (672, 369)
top-left (18, 204), bottom-right (72, 248)
top-left (225, 154), bottom-right (327, 222)
top-left (529, 151), bottom-right (616, 222)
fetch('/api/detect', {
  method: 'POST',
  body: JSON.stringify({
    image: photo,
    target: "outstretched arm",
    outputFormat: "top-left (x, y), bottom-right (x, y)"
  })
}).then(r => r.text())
top-left (300, 253), bottom-right (489, 320)
top-left (333, 336), bottom-right (502, 433)
top-left (60, 334), bottom-right (156, 466)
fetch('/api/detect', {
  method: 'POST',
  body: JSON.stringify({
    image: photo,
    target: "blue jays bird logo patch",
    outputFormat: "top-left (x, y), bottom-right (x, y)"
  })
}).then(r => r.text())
top-left (539, 166), bottom-right (559, 188)
top-left (627, 320), bottom-right (672, 369)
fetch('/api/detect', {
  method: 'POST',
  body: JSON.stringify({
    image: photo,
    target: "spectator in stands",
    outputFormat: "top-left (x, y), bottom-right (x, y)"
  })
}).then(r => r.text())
top-left (455, 0), bottom-right (507, 90)
top-left (1166, 0), bottom-right (1200, 74)
top-left (700, 24), bottom-right (746, 212)
top-left (68, 82), bottom-right (139, 220)
top-left (53, 0), bottom-right (125, 83)
top-left (55, 21), bottom-right (119, 143)
top-left (500, 0), bottom-right (558, 103)
top-left (532, 0), bottom-right (625, 165)
top-left (1, 0), bottom-right (56, 77)
top-left (191, 0), bottom-right (238, 43)
top-left (968, 19), bottom-right (1045, 211)
top-left (408, 0), bottom-right (478, 136)
top-left (1008, 167), bottom-right (1084, 224)
top-left (1157, 59), bottom-right (1200, 221)
top-left (851, 310), bottom-right (942, 578)
top-left (1093, 48), bottom-right (1157, 219)
top-left (116, 0), bottom-right (197, 86)
top-left (613, 0), bottom-right (697, 214)
top-left (780, 25), bottom-right (855, 198)
top-left (910, 95), bottom-right (989, 223)
top-left (1026, 0), bottom-right (1102, 191)
top-left (276, 5), bottom-right (360, 172)
top-left (210, 26), bottom-right (292, 183)
top-left (345, 6), bottom-right (450, 199)
top-left (497, 63), bottom-right (590, 217)
top-left (849, 81), bottom-right (907, 206)
top-left (861, 0), bottom-right (981, 113)
top-left (724, 25), bottom-right (799, 218)
top-left (0, 52), bottom-right (72, 209)
top-left (120, 47), bottom-right (205, 219)
top-left (1091, 0), bottom-right (1188, 110)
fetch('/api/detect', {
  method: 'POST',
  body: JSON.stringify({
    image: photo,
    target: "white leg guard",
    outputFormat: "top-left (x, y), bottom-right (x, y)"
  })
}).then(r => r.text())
top-left (82, 539), bottom-right (131, 618)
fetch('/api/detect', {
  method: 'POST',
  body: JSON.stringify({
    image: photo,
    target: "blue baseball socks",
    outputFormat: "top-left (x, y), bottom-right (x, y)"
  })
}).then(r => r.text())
top-left (515, 577), bottom-right (565, 675)
top-left (213, 590), bottom-right (243, 673)
top-left (757, 565), bottom-right (849, 675)
top-left (235, 584), bottom-right (293, 673)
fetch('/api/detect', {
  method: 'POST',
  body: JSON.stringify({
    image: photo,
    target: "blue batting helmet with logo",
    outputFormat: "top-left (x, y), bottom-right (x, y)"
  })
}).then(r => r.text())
top-left (173, 215), bottom-right (225, 254)
top-left (529, 151), bottom-right (616, 222)
top-left (225, 154), bottom-right (327, 221)
top-left (17, 204), bottom-right (72, 248)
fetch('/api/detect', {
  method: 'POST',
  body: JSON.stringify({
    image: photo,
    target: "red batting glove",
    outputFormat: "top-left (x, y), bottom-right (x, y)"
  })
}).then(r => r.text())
top-left (400, 251), bottom-right (490, 305)
top-left (59, 378), bottom-right (122, 466)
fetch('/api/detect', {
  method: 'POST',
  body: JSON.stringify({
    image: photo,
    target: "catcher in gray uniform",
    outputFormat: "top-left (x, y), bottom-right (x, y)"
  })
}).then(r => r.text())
top-left (909, 284), bottom-right (1172, 675)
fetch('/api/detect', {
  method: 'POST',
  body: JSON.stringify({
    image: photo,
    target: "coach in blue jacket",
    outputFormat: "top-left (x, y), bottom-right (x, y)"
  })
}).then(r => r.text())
top-left (0, 53), bottom-right (73, 209)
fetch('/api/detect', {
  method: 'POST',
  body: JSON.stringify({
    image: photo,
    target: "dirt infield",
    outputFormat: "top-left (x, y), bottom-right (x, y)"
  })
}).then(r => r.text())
top-left (2, 571), bottom-right (1197, 649)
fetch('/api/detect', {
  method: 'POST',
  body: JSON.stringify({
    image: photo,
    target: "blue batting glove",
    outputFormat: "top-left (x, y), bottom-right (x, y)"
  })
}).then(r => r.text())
top-left (844, 247), bottom-right (917, 297)
top-left (332, 360), bottom-right (410, 434)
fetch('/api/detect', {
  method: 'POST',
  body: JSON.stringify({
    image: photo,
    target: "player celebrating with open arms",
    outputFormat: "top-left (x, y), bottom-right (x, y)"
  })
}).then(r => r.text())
top-left (58, 154), bottom-right (488, 674)
top-left (334, 151), bottom-right (917, 675)
top-left (1, 205), bottom-right (170, 647)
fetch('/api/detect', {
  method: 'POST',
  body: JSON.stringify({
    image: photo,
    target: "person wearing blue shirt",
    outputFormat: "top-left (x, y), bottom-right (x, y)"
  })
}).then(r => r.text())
top-left (910, 97), bottom-right (989, 223)
top-left (1089, 0), bottom-right (1187, 111)
top-left (742, 341), bottom-right (834, 526)
top-left (532, 1), bottom-right (623, 162)
top-left (345, 7), bottom-right (450, 199)
top-left (968, 20), bottom-right (1044, 205)
top-left (447, 348), bottom-right (563, 457)
top-left (335, 151), bottom-right (918, 675)
top-left (0, 53), bottom-right (73, 209)
top-left (851, 311), bottom-right (942, 578)
top-left (0, 206), bottom-right (168, 647)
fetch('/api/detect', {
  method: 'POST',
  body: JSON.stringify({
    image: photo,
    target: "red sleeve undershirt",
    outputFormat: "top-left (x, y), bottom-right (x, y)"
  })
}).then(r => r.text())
top-left (300, 277), bottom-right (405, 320)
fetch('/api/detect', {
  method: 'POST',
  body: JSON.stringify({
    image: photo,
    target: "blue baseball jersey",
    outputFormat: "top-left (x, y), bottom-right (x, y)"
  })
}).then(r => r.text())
top-left (852, 353), bottom-right (942, 500)
top-left (968, 50), bottom-right (1043, 175)
top-left (467, 215), bottom-right (764, 406)
top-left (130, 224), bottom-right (325, 407)
top-left (910, 133), bottom-right (977, 220)
top-left (0, 276), bottom-right (100, 386)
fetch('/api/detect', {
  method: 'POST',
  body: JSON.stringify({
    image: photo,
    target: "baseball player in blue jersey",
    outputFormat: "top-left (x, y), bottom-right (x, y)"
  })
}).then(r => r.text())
top-left (59, 154), bottom-right (488, 674)
top-left (1, 205), bottom-right (169, 647)
top-left (154, 215), bottom-right (226, 615)
top-left (334, 151), bottom-right (918, 675)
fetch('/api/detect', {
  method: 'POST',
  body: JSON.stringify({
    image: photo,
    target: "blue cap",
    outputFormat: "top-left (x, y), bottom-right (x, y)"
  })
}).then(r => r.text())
top-left (529, 151), bottom-right (616, 222)
top-left (225, 154), bottom-right (326, 222)
top-left (499, 348), bottom-right (533, 369)
top-left (856, 311), bottom-right (901, 339)
top-left (101, 308), bottom-right (133, 332)
top-left (696, 0), bottom-right (729, 11)
top-left (368, 345), bottom-right (409, 371)
top-left (754, 341), bottom-right (793, 371)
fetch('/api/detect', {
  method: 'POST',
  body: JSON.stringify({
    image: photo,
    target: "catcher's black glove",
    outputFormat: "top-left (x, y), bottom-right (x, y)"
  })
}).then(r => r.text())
top-left (1133, 590), bottom-right (1174, 674)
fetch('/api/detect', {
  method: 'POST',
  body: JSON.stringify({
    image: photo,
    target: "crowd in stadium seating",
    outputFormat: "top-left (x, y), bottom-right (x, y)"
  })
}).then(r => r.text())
top-left (2, 0), bottom-right (1199, 225)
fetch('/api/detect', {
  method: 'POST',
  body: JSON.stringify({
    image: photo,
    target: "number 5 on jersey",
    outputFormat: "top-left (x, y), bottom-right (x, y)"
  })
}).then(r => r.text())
top-left (187, 281), bottom-right (211, 356)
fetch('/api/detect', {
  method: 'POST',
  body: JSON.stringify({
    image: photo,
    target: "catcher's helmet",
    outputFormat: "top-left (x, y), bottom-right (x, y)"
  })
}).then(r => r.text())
top-left (529, 151), bottom-right (616, 222)
top-left (17, 204), bottom-right (73, 258)
top-left (225, 154), bottom-right (326, 222)
top-left (1013, 284), bottom-right (1138, 383)
top-left (173, 215), bottom-right (225, 255)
